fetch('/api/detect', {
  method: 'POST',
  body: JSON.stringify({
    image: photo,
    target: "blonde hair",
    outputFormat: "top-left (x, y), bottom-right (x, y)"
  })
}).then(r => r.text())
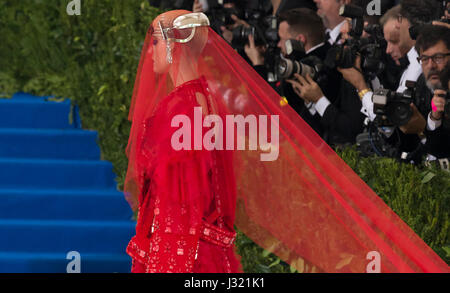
top-left (380, 5), bottom-right (402, 28)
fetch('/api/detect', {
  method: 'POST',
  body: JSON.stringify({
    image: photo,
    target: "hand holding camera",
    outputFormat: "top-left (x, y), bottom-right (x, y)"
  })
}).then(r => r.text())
top-left (244, 34), bottom-right (265, 66)
top-left (286, 74), bottom-right (324, 103)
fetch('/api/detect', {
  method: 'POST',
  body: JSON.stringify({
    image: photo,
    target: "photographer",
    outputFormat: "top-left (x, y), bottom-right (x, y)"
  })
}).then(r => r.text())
top-left (246, 8), bottom-right (331, 136)
top-left (287, 2), bottom-right (366, 146)
top-left (280, 9), bottom-right (333, 136)
top-left (215, 0), bottom-right (281, 44)
top-left (414, 24), bottom-right (450, 160)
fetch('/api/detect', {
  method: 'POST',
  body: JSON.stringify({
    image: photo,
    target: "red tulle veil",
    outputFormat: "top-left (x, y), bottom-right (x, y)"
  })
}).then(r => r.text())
top-left (124, 10), bottom-right (449, 273)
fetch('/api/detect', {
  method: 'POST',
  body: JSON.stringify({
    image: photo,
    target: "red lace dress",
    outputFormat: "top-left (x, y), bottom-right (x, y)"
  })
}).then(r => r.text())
top-left (126, 77), bottom-right (242, 273)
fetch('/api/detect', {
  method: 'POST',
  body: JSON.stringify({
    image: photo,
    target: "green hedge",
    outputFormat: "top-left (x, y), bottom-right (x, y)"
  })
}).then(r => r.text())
top-left (0, 0), bottom-right (161, 183)
top-left (1, 0), bottom-right (448, 272)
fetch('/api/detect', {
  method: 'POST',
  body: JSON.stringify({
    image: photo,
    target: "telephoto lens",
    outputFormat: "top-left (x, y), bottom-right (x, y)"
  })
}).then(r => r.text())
top-left (278, 58), bottom-right (317, 80)
top-left (276, 39), bottom-right (314, 80)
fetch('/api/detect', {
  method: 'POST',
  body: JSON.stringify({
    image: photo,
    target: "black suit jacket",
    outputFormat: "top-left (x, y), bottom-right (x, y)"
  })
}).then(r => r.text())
top-left (320, 79), bottom-right (366, 146)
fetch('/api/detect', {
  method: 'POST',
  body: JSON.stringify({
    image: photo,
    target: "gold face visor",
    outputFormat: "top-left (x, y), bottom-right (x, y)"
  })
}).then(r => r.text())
top-left (159, 12), bottom-right (210, 43)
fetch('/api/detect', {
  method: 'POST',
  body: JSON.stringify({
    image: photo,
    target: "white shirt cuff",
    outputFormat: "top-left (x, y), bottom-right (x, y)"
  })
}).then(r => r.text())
top-left (315, 96), bottom-right (331, 117)
top-left (305, 101), bottom-right (317, 116)
top-left (427, 112), bottom-right (442, 131)
top-left (360, 91), bottom-right (376, 121)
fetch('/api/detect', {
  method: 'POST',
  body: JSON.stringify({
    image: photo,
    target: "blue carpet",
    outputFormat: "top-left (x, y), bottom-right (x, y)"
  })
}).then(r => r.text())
top-left (0, 93), bottom-right (135, 273)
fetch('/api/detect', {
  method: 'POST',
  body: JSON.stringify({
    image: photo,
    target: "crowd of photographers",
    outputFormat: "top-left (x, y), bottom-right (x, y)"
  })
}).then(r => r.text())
top-left (150, 0), bottom-right (450, 169)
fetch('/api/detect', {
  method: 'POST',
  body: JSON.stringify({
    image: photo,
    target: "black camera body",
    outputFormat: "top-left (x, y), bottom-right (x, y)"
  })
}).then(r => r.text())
top-left (207, 1), bottom-right (244, 38)
top-left (324, 41), bottom-right (358, 69)
top-left (324, 4), bottom-right (363, 69)
top-left (231, 15), bottom-right (277, 49)
top-left (372, 81), bottom-right (417, 127)
top-left (231, 0), bottom-right (273, 49)
top-left (442, 91), bottom-right (450, 129)
top-left (324, 5), bottom-right (386, 80)
top-left (359, 24), bottom-right (387, 80)
top-left (228, 0), bottom-right (280, 82)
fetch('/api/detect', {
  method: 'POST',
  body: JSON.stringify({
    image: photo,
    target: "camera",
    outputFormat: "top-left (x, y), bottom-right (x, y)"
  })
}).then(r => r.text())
top-left (372, 81), bottom-right (417, 127)
top-left (277, 39), bottom-right (306, 79)
top-left (228, 0), bottom-right (280, 82)
top-left (231, 0), bottom-right (271, 49)
top-left (324, 5), bottom-right (387, 80)
top-left (206, 0), bottom-right (245, 38)
top-left (359, 24), bottom-right (387, 80)
top-left (437, 91), bottom-right (450, 129)
top-left (324, 4), bottom-right (364, 69)
top-left (275, 39), bottom-right (326, 85)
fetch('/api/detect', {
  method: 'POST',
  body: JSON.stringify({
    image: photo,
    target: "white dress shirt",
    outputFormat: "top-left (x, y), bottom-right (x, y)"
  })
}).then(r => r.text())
top-left (326, 20), bottom-right (347, 45)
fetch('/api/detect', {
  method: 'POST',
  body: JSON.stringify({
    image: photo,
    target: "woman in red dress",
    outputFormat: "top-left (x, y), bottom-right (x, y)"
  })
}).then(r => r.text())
top-left (124, 10), bottom-right (242, 273)
top-left (124, 10), bottom-right (449, 273)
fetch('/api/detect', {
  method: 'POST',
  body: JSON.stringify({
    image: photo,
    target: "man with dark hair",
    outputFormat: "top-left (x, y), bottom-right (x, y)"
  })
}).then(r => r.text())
top-left (245, 7), bottom-right (328, 66)
top-left (400, 0), bottom-right (441, 25)
top-left (415, 25), bottom-right (450, 93)
top-left (276, 8), bottom-right (327, 58)
top-left (414, 24), bottom-right (450, 160)
top-left (277, 0), bottom-right (317, 14)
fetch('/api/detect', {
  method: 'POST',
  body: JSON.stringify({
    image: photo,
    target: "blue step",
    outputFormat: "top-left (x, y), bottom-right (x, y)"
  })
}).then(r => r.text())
top-left (0, 128), bottom-right (100, 160)
top-left (0, 219), bottom-right (135, 254)
top-left (0, 188), bottom-right (132, 221)
top-left (0, 158), bottom-right (118, 190)
top-left (0, 96), bottom-right (77, 129)
top-left (0, 92), bottom-right (133, 273)
top-left (0, 252), bottom-right (131, 273)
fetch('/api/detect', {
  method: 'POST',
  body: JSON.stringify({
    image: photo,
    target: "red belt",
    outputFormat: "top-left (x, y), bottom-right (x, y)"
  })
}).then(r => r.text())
top-left (200, 221), bottom-right (236, 248)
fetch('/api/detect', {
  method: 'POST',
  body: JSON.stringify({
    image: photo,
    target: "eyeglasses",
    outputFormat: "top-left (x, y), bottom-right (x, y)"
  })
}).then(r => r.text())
top-left (417, 53), bottom-right (450, 65)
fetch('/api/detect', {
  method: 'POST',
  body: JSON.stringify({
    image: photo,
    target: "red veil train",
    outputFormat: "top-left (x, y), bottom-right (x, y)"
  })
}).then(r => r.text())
top-left (124, 10), bottom-right (449, 273)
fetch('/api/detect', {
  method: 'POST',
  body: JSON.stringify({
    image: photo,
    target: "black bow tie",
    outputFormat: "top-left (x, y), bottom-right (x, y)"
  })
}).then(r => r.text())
top-left (399, 56), bottom-right (410, 69)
